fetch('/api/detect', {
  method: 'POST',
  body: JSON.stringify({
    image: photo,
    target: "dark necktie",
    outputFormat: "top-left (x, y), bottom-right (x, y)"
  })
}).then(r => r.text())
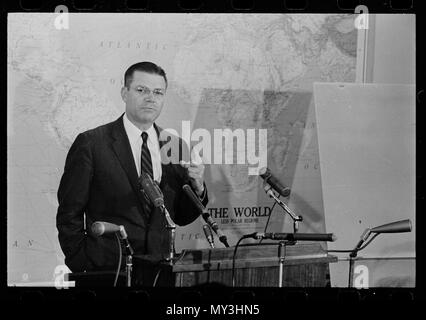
top-left (141, 131), bottom-right (154, 219)
top-left (141, 132), bottom-right (153, 179)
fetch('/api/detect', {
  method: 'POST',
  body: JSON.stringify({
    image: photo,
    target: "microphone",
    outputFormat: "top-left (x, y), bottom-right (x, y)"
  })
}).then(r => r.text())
top-left (246, 232), bottom-right (337, 242)
top-left (140, 173), bottom-right (176, 232)
top-left (182, 184), bottom-right (206, 214)
top-left (349, 219), bottom-right (411, 258)
top-left (259, 167), bottom-right (291, 197)
top-left (139, 172), bottom-right (164, 208)
top-left (91, 222), bottom-right (134, 255)
top-left (370, 219), bottom-right (412, 234)
top-left (182, 184), bottom-right (229, 247)
top-left (91, 221), bottom-right (121, 236)
top-left (203, 225), bottom-right (215, 248)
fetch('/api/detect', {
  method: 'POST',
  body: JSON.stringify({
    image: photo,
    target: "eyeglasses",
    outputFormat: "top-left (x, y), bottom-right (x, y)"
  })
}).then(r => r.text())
top-left (132, 85), bottom-right (166, 98)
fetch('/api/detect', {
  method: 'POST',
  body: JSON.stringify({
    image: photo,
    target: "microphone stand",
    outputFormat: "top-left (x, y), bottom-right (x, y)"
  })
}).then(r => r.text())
top-left (118, 226), bottom-right (134, 287)
top-left (159, 205), bottom-right (176, 264)
top-left (347, 250), bottom-right (358, 288)
top-left (263, 182), bottom-right (303, 234)
top-left (262, 182), bottom-right (303, 287)
top-left (126, 255), bottom-right (132, 287)
top-left (348, 228), bottom-right (371, 288)
top-left (277, 241), bottom-right (287, 287)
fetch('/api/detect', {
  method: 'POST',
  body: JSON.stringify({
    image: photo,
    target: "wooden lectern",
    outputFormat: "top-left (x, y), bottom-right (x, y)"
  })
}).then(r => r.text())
top-left (132, 242), bottom-right (337, 287)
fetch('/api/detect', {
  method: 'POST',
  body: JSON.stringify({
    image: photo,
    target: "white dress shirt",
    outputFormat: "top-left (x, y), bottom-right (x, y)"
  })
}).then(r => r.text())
top-left (123, 113), bottom-right (162, 183)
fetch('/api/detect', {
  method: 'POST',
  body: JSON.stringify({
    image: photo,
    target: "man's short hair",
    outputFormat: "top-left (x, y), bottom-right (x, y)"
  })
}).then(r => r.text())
top-left (124, 61), bottom-right (168, 88)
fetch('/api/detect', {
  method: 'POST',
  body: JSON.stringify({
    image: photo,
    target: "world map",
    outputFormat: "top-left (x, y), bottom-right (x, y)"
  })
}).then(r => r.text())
top-left (8, 13), bottom-right (357, 285)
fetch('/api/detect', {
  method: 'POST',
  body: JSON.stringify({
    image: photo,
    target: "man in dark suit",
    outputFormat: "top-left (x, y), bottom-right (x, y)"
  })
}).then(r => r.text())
top-left (56, 62), bottom-right (207, 283)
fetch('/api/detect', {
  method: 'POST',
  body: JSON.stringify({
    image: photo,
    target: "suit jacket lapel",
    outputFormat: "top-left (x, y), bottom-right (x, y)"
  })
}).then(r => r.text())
top-left (111, 115), bottom-right (149, 218)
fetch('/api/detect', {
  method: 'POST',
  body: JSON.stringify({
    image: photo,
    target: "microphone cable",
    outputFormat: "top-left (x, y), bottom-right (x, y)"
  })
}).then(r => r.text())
top-left (113, 232), bottom-right (122, 287)
top-left (231, 237), bottom-right (243, 288)
top-left (153, 269), bottom-right (162, 287)
top-left (174, 250), bottom-right (187, 264)
top-left (231, 234), bottom-right (256, 287)
top-left (259, 196), bottom-right (278, 244)
top-left (152, 250), bottom-right (188, 287)
top-left (232, 234), bottom-right (299, 287)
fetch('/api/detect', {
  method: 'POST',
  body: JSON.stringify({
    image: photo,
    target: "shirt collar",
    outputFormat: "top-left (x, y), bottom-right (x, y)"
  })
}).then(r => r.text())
top-left (145, 125), bottom-right (157, 143)
top-left (123, 113), bottom-right (156, 144)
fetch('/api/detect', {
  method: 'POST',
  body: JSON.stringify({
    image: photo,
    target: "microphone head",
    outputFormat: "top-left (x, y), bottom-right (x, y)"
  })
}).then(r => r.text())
top-left (258, 167), bottom-right (271, 179)
top-left (331, 234), bottom-right (337, 242)
top-left (91, 221), bottom-right (122, 236)
top-left (182, 184), bottom-right (193, 194)
top-left (91, 222), bottom-right (105, 236)
top-left (370, 219), bottom-right (412, 234)
top-left (140, 172), bottom-right (164, 207)
top-left (259, 167), bottom-right (291, 197)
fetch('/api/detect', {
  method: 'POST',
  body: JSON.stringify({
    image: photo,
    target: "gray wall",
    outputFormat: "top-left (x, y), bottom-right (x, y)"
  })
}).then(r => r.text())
top-left (329, 14), bottom-right (415, 287)
top-left (370, 14), bottom-right (415, 84)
